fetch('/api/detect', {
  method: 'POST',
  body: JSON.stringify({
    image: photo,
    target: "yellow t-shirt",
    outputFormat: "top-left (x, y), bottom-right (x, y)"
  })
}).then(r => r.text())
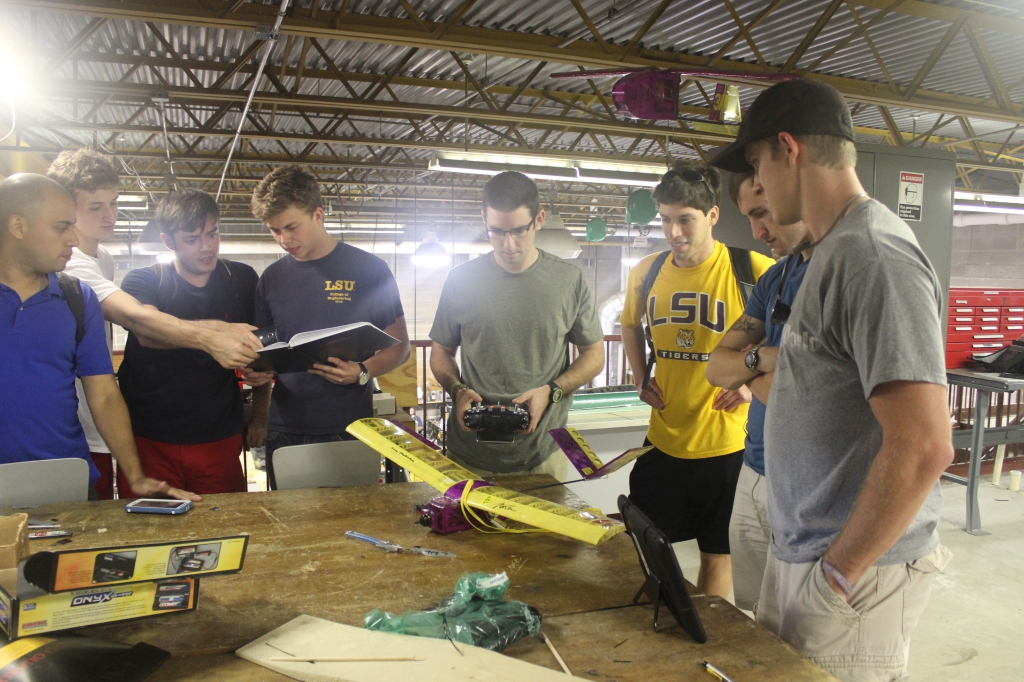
top-left (621, 242), bottom-right (773, 459)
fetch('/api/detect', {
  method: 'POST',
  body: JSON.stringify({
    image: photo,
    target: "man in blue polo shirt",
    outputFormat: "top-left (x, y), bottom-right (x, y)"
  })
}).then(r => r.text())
top-left (706, 171), bottom-right (812, 612)
top-left (0, 173), bottom-right (197, 501)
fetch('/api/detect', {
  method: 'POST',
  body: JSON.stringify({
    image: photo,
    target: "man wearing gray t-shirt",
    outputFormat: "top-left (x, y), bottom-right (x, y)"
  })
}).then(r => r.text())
top-left (712, 80), bottom-right (953, 681)
top-left (430, 172), bottom-right (604, 477)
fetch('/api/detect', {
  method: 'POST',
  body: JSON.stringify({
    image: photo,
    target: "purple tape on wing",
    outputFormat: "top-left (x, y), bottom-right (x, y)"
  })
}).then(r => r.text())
top-left (393, 419), bottom-right (442, 451)
top-left (444, 479), bottom-right (494, 500)
top-left (549, 428), bottom-right (597, 477)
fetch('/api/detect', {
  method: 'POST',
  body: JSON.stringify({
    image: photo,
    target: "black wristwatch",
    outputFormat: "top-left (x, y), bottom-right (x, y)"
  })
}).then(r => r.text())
top-left (357, 362), bottom-right (370, 386)
top-left (744, 345), bottom-right (763, 375)
top-left (547, 381), bottom-right (564, 404)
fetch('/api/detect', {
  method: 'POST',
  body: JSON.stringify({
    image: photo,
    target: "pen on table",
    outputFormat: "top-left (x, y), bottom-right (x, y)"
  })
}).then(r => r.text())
top-left (703, 660), bottom-right (735, 682)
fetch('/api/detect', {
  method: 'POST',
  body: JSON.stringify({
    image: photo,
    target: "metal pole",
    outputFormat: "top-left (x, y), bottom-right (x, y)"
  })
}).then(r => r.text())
top-left (966, 389), bottom-right (990, 535)
top-left (216, 0), bottom-right (291, 202)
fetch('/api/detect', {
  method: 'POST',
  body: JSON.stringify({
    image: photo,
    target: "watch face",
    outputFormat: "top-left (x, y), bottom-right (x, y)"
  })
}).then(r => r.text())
top-left (552, 387), bottom-right (563, 402)
top-left (745, 349), bottom-right (757, 370)
top-left (359, 372), bottom-right (369, 386)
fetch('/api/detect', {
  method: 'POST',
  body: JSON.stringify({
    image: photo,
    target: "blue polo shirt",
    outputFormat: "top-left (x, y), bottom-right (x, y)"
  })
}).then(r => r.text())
top-left (0, 274), bottom-right (113, 484)
top-left (742, 254), bottom-right (809, 476)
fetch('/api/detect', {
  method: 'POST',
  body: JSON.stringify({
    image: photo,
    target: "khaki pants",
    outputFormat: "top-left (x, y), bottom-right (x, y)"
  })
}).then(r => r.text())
top-left (757, 545), bottom-right (951, 682)
top-left (447, 448), bottom-right (570, 482)
top-left (728, 463), bottom-right (771, 612)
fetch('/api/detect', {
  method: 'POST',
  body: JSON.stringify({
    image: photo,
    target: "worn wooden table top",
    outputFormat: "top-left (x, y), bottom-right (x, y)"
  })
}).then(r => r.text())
top-left (4, 479), bottom-right (836, 681)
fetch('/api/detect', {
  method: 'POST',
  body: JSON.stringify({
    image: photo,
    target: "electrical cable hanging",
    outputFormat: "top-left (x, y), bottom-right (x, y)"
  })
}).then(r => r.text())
top-left (215, 0), bottom-right (291, 201)
top-left (154, 96), bottom-right (178, 192)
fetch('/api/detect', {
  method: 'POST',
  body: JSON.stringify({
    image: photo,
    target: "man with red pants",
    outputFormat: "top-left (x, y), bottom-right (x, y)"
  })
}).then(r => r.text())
top-left (117, 189), bottom-right (259, 495)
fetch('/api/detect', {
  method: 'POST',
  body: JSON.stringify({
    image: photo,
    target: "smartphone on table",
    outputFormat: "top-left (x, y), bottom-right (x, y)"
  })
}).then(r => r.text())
top-left (125, 499), bottom-right (194, 515)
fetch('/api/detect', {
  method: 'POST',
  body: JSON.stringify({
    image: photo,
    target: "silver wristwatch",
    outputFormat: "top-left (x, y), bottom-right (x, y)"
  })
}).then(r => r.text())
top-left (357, 362), bottom-right (370, 386)
top-left (744, 345), bottom-right (764, 374)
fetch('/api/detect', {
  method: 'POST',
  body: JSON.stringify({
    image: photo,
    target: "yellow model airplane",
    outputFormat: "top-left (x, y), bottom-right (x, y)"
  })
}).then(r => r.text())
top-left (346, 418), bottom-right (635, 545)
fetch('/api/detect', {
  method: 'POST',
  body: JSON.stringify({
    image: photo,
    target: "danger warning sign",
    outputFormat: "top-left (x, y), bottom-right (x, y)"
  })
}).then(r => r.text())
top-left (898, 171), bottom-right (923, 221)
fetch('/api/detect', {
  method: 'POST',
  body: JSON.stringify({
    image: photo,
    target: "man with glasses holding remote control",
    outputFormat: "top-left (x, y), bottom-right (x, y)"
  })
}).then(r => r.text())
top-left (705, 171), bottom-right (813, 614)
top-left (621, 160), bottom-right (773, 600)
top-left (430, 171), bottom-right (604, 478)
top-left (711, 79), bottom-right (952, 681)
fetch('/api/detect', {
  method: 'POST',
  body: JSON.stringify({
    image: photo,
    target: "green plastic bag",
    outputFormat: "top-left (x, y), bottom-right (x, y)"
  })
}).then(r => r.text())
top-left (364, 572), bottom-right (541, 651)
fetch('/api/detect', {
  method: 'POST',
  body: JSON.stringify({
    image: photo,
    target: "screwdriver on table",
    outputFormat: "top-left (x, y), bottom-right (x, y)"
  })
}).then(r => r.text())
top-left (345, 531), bottom-right (456, 558)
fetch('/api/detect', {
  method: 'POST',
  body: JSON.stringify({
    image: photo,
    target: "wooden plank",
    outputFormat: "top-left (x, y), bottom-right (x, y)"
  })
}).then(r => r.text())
top-left (375, 352), bottom-right (418, 408)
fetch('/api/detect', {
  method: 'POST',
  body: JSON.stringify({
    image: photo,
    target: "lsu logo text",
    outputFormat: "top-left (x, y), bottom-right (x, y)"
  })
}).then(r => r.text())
top-left (649, 292), bottom-right (727, 333)
top-left (325, 280), bottom-right (355, 291)
top-left (71, 590), bottom-right (133, 607)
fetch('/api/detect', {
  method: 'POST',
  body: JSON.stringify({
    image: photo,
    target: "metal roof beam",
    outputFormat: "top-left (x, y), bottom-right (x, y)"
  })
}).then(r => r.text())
top-left (20, 0), bottom-right (1022, 124)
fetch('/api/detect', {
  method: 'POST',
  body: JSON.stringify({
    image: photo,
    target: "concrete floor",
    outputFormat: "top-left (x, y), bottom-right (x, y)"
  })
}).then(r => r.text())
top-left (673, 478), bottom-right (1024, 681)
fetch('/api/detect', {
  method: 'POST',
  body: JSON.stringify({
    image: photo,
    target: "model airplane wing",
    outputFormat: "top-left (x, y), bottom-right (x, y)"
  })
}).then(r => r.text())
top-left (346, 418), bottom-right (625, 545)
top-left (549, 427), bottom-right (652, 479)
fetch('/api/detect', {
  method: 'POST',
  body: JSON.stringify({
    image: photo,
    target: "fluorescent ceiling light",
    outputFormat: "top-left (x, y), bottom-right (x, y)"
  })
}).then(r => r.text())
top-left (953, 204), bottom-right (1024, 215)
top-left (118, 195), bottom-right (147, 203)
top-left (155, 253), bottom-right (175, 264)
top-left (575, 167), bottom-right (660, 187)
top-left (622, 257), bottom-right (642, 267)
top-left (326, 229), bottom-right (404, 235)
top-left (429, 152), bottom-right (667, 187)
top-left (953, 191), bottom-right (1024, 205)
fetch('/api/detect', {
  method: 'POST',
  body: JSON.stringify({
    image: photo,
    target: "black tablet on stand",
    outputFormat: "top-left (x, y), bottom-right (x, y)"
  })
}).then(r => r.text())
top-left (617, 494), bottom-right (707, 643)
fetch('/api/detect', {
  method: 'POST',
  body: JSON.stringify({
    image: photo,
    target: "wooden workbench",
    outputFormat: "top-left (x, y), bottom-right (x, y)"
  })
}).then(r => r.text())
top-left (4, 479), bottom-right (836, 681)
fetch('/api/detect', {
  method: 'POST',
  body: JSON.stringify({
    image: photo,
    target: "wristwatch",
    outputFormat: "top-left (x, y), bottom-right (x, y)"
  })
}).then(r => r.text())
top-left (450, 381), bottom-right (469, 399)
top-left (357, 362), bottom-right (370, 386)
top-left (547, 381), bottom-right (564, 404)
top-left (744, 345), bottom-right (764, 374)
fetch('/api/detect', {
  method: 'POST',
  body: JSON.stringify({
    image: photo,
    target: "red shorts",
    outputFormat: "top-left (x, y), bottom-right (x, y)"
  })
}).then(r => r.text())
top-left (118, 433), bottom-right (246, 498)
top-left (91, 452), bottom-right (115, 500)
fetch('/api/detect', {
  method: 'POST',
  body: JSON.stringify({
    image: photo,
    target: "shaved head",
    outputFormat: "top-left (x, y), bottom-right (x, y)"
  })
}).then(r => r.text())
top-left (0, 174), bottom-right (73, 237)
top-left (0, 173), bottom-right (78, 275)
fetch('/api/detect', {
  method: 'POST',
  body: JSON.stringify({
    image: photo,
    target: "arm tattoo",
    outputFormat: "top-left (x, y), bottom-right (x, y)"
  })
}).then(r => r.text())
top-left (730, 315), bottom-right (759, 335)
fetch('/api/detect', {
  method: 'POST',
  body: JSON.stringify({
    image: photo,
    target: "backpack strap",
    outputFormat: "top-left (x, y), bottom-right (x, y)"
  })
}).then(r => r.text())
top-left (640, 251), bottom-right (672, 391)
top-left (727, 246), bottom-right (755, 308)
top-left (56, 273), bottom-right (86, 347)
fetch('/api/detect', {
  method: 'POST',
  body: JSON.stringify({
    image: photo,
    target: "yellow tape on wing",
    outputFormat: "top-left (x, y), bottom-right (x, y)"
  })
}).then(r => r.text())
top-left (465, 487), bottom-right (625, 545)
top-left (346, 418), bottom-right (476, 493)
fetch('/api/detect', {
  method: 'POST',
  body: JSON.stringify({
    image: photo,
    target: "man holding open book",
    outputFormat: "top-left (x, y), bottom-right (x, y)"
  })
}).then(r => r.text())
top-left (245, 166), bottom-right (411, 490)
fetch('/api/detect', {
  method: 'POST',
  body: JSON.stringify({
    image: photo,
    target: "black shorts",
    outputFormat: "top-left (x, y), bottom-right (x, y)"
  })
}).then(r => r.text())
top-left (628, 442), bottom-right (744, 555)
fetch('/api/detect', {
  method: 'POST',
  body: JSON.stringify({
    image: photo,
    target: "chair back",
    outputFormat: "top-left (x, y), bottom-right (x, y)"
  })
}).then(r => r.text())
top-left (0, 459), bottom-right (91, 508)
top-left (272, 441), bottom-right (382, 490)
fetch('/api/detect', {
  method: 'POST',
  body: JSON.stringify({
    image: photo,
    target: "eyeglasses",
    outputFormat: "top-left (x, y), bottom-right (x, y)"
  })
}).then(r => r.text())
top-left (664, 169), bottom-right (716, 199)
top-left (486, 218), bottom-right (535, 241)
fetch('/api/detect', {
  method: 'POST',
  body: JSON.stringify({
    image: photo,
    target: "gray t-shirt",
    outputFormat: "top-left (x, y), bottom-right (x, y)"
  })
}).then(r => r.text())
top-left (764, 199), bottom-right (947, 565)
top-left (430, 249), bottom-right (603, 472)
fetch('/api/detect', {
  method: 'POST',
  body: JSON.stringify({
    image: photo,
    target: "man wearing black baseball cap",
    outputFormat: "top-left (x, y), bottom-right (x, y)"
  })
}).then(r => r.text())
top-left (711, 80), bottom-right (953, 681)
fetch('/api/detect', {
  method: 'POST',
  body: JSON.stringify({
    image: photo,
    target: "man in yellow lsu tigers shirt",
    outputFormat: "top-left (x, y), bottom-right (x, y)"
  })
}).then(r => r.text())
top-left (621, 160), bottom-right (772, 599)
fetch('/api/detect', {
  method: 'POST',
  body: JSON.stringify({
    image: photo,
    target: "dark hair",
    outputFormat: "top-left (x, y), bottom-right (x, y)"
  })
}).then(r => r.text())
top-left (0, 174), bottom-right (72, 235)
top-left (651, 160), bottom-right (721, 214)
top-left (46, 148), bottom-right (120, 197)
top-left (251, 166), bottom-right (323, 221)
top-left (727, 170), bottom-right (755, 207)
top-left (481, 171), bottom-right (540, 218)
top-left (156, 189), bottom-right (220, 236)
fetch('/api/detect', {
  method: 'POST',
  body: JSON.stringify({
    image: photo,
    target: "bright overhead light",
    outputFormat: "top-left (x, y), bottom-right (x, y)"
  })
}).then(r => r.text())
top-left (429, 155), bottom-right (577, 181)
top-left (953, 204), bottom-right (1024, 215)
top-left (0, 39), bottom-right (30, 101)
top-left (155, 253), bottom-right (176, 264)
top-left (622, 257), bottom-right (643, 267)
top-left (118, 195), bottom-right (147, 203)
top-left (534, 213), bottom-right (581, 259)
top-left (953, 191), bottom-right (1024, 205)
top-left (410, 231), bottom-right (451, 269)
top-left (574, 166), bottom-right (661, 187)
top-left (326, 229), bottom-right (404, 235)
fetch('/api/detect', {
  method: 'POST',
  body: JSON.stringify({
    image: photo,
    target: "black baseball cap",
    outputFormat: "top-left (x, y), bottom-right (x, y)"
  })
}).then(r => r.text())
top-left (709, 79), bottom-right (856, 173)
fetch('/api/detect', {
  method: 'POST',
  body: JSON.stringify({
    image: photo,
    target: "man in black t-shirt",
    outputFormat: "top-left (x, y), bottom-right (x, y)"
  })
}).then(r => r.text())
top-left (118, 189), bottom-right (259, 495)
top-left (244, 166), bottom-right (411, 489)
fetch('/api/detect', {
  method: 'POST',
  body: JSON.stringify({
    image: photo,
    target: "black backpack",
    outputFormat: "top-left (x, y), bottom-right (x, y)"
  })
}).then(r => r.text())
top-left (57, 273), bottom-right (87, 348)
top-left (639, 247), bottom-right (755, 390)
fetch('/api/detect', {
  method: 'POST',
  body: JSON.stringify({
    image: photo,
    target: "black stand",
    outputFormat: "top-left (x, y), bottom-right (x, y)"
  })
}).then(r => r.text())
top-left (633, 573), bottom-right (665, 632)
